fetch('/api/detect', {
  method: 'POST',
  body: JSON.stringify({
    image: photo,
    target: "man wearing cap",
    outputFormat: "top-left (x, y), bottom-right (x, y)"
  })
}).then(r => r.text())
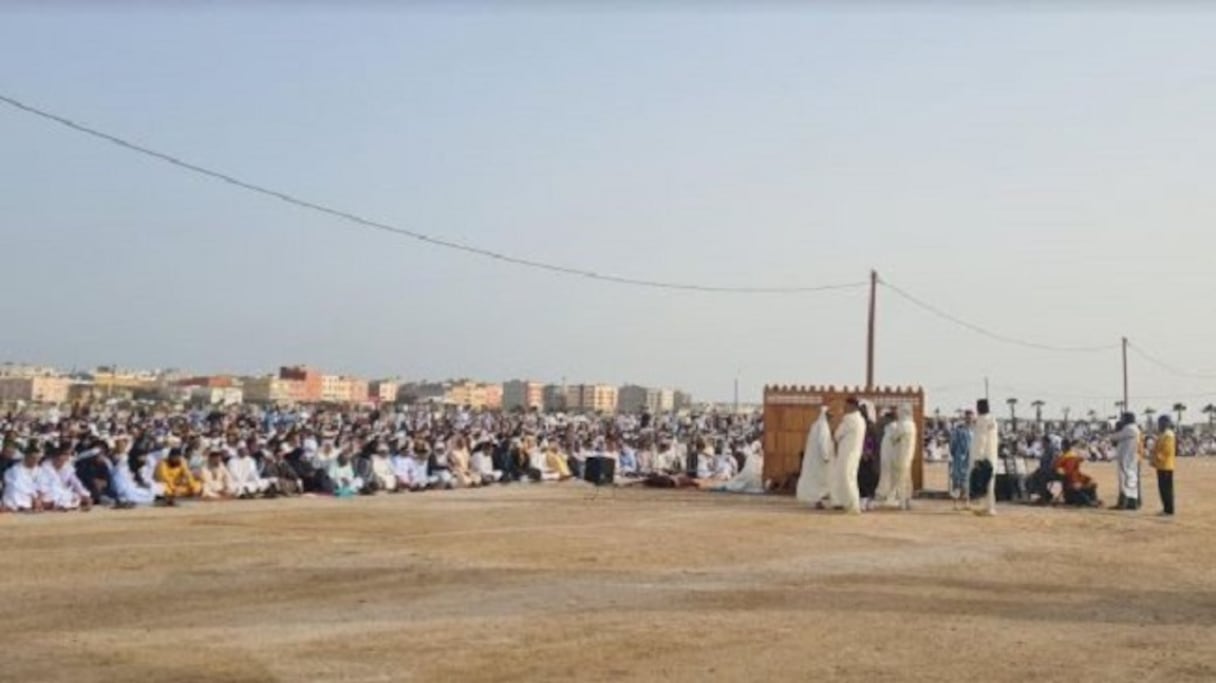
top-left (1111, 412), bottom-right (1142, 510)
top-left (199, 449), bottom-right (236, 500)
top-left (833, 398), bottom-right (866, 514)
top-left (796, 409), bottom-right (834, 509)
top-left (968, 399), bottom-right (999, 516)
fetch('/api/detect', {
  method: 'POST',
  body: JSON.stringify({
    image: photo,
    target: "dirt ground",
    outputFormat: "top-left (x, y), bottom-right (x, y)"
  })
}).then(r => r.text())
top-left (2, 461), bottom-right (1215, 683)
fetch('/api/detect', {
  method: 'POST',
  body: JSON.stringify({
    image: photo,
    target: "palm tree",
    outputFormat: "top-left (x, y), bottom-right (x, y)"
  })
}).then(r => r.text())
top-left (1144, 407), bottom-right (1157, 433)
top-left (1173, 403), bottom-right (1187, 428)
top-left (1086, 409), bottom-right (1098, 426)
top-left (1007, 397), bottom-right (1019, 430)
top-left (1203, 404), bottom-right (1216, 434)
top-left (1031, 400), bottom-right (1045, 429)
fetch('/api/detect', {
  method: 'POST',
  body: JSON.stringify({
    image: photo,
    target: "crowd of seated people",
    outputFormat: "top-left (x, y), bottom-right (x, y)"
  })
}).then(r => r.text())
top-left (0, 403), bottom-right (763, 513)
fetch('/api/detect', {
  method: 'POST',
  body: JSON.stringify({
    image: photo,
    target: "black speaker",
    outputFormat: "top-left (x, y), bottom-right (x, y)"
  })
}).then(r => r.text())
top-left (584, 456), bottom-right (616, 486)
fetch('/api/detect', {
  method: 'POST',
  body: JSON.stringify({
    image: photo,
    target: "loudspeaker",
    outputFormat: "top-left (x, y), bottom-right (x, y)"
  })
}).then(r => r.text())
top-left (584, 456), bottom-right (616, 486)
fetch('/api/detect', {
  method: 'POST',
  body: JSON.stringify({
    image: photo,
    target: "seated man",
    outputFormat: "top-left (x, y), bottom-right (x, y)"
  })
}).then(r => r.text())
top-left (227, 445), bottom-right (272, 498)
top-left (111, 451), bottom-right (161, 507)
top-left (1054, 441), bottom-right (1101, 507)
top-left (199, 449), bottom-right (237, 500)
top-left (3, 446), bottom-right (45, 512)
top-left (368, 443), bottom-right (398, 493)
top-left (154, 448), bottom-right (202, 500)
top-left (327, 449), bottom-right (364, 497)
top-left (39, 446), bottom-right (93, 511)
top-left (469, 442), bottom-right (502, 484)
top-left (391, 441), bottom-right (430, 491)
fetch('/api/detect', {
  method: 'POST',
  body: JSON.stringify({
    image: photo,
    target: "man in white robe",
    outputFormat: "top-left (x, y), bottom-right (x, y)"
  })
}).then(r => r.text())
top-left (796, 410), bottom-right (834, 508)
top-left (1111, 412), bottom-right (1141, 510)
top-left (227, 447), bottom-right (272, 498)
top-left (3, 449), bottom-right (43, 512)
top-left (39, 449), bottom-right (92, 511)
top-left (833, 398), bottom-right (866, 514)
top-left (968, 399), bottom-right (999, 516)
top-left (874, 411), bottom-right (899, 505)
top-left (885, 406), bottom-right (917, 510)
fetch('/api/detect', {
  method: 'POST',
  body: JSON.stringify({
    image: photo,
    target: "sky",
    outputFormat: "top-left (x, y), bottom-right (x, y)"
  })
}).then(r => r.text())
top-left (2, 4), bottom-right (1215, 416)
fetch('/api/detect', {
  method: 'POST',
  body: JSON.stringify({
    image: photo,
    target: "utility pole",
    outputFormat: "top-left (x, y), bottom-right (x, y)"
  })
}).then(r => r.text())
top-left (984, 376), bottom-right (990, 402)
top-left (866, 269), bottom-right (878, 391)
top-left (733, 375), bottom-right (739, 414)
top-left (1121, 337), bottom-right (1129, 413)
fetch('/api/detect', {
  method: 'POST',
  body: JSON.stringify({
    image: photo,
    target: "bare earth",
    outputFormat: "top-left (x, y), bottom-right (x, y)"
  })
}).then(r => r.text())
top-left (3, 461), bottom-right (1215, 683)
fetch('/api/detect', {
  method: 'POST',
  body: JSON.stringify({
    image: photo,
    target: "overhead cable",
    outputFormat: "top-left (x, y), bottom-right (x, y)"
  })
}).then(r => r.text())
top-left (879, 279), bottom-right (1120, 353)
top-left (0, 93), bottom-right (866, 295)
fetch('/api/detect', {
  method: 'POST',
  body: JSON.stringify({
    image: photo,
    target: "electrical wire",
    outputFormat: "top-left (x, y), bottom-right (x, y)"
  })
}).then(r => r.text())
top-left (0, 92), bottom-right (867, 295)
top-left (1127, 342), bottom-right (1216, 380)
top-left (878, 279), bottom-right (1120, 353)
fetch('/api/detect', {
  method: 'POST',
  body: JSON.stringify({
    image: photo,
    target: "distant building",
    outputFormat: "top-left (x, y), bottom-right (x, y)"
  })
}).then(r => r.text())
top-left (0, 376), bottom-right (71, 404)
top-left (503, 380), bottom-right (545, 411)
top-left (346, 377), bottom-right (369, 405)
top-left (279, 366), bottom-right (322, 402)
top-left (618, 385), bottom-right (677, 414)
top-left (0, 363), bottom-right (58, 378)
top-left (189, 386), bottom-right (243, 406)
top-left (244, 376), bottom-right (303, 404)
top-left (566, 384), bottom-right (619, 413)
top-left (369, 380), bottom-right (398, 404)
top-left (673, 390), bottom-right (693, 411)
top-left (398, 382), bottom-right (448, 404)
top-left (442, 381), bottom-right (501, 409)
top-left (542, 384), bottom-right (567, 412)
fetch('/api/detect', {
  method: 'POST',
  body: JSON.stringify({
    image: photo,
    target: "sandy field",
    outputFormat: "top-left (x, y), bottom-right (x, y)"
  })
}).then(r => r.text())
top-left (2, 460), bottom-right (1214, 683)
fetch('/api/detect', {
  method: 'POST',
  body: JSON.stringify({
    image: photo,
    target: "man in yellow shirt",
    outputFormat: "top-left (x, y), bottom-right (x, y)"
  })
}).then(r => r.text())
top-left (1151, 416), bottom-right (1176, 516)
top-left (154, 449), bottom-right (202, 501)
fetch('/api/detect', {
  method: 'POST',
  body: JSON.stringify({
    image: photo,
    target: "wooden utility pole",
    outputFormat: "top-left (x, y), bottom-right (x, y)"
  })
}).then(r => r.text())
top-left (866, 270), bottom-right (878, 391)
top-left (1121, 337), bottom-right (1129, 412)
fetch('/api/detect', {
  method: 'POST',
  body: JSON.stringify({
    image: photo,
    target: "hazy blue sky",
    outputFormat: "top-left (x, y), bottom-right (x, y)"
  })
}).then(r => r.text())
top-left (2, 5), bottom-right (1214, 413)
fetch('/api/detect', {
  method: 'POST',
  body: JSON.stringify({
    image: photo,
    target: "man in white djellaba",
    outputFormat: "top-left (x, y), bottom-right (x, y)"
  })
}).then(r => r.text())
top-left (880, 406), bottom-right (917, 511)
top-left (968, 399), bottom-right (999, 516)
top-left (833, 398), bottom-right (866, 515)
top-left (796, 409), bottom-right (834, 509)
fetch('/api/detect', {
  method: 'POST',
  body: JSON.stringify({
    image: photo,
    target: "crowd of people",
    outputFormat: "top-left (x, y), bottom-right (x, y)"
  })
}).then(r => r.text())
top-left (0, 402), bottom-right (766, 513)
top-left (936, 407), bottom-right (1179, 516)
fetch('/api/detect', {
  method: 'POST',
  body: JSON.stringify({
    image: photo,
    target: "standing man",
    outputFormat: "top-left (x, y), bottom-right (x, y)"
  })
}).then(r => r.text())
top-left (1111, 412), bottom-right (1141, 510)
top-left (949, 411), bottom-right (974, 509)
top-left (887, 405), bottom-right (918, 511)
top-left (969, 399), bottom-right (999, 516)
top-left (1151, 415), bottom-right (1176, 516)
top-left (796, 409), bottom-right (834, 509)
top-left (833, 398), bottom-right (866, 515)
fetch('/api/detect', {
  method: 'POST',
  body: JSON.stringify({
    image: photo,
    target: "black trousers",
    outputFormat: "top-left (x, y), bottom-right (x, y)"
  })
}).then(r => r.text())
top-left (1157, 470), bottom-right (1175, 515)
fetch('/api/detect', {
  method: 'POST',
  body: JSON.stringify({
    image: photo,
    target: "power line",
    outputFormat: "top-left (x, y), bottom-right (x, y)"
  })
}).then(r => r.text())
top-left (878, 279), bottom-right (1120, 353)
top-left (0, 92), bottom-right (867, 295)
top-left (1127, 342), bottom-right (1216, 380)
